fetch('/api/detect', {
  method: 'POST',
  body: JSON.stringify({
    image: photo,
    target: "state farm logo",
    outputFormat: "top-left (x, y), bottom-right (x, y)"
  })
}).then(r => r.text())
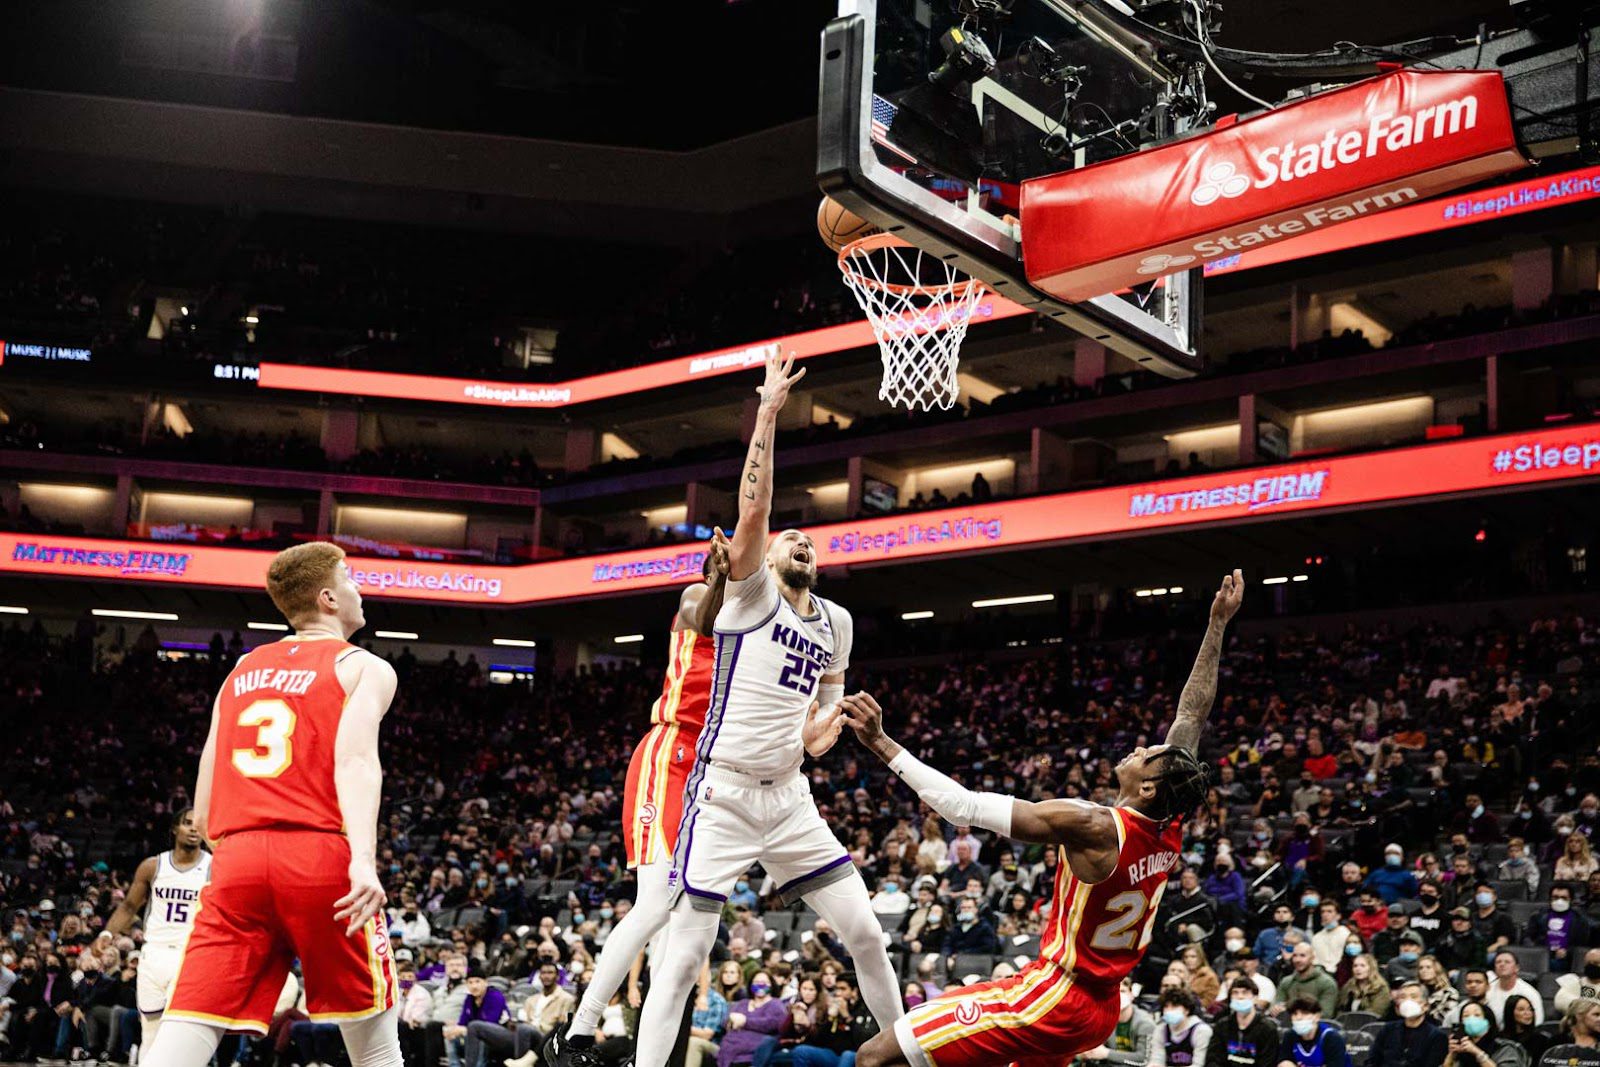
top-left (1190, 162), bottom-right (1251, 206)
top-left (1186, 94), bottom-right (1482, 208)
top-left (1136, 253), bottom-right (1196, 275)
top-left (954, 1000), bottom-right (982, 1026)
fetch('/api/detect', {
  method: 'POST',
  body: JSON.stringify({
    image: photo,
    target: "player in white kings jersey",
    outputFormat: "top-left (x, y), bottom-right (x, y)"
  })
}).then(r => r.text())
top-left (621, 350), bottom-right (903, 1067)
top-left (100, 808), bottom-right (211, 1054)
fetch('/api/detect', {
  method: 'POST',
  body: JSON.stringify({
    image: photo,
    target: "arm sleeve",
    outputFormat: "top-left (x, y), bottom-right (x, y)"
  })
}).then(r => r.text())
top-left (716, 568), bottom-right (780, 632)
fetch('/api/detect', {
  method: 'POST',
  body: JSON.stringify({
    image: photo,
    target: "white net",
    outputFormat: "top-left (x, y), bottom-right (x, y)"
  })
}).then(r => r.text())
top-left (837, 234), bottom-right (988, 412)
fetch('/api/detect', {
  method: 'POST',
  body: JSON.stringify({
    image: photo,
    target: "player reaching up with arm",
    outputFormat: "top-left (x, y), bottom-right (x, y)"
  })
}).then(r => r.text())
top-left (543, 533), bottom-right (732, 1064)
top-left (618, 351), bottom-right (904, 1067)
top-left (842, 570), bottom-right (1245, 1067)
top-left (146, 543), bottom-right (402, 1067)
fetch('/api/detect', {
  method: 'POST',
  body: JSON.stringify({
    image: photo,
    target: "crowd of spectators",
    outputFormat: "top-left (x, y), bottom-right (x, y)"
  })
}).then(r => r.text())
top-left (0, 596), bottom-right (1597, 1066)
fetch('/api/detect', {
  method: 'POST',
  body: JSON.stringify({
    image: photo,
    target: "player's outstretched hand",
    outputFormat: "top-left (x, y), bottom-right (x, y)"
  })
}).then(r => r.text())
top-left (840, 692), bottom-right (888, 747)
top-left (1211, 567), bottom-right (1245, 623)
top-left (802, 699), bottom-right (844, 758)
top-left (708, 528), bottom-right (732, 577)
top-left (334, 859), bottom-right (387, 938)
top-left (756, 348), bottom-right (805, 412)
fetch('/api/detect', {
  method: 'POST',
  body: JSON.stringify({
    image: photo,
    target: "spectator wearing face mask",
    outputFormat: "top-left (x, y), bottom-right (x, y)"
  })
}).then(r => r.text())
top-left (1436, 910), bottom-right (1487, 972)
top-left (389, 904), bottom-right (433, 947)
top-left (1469, 886), bottom-right (1516, 959)
top-left (1205, 977), bottom-right (1278, 1067)
top-left (727, 877), bottom-right (759, 911)
top-left (941, 897), bottom-right (999, 959)
top-left (1456, 796), bottom-right (1502, 845)
top-left (1082, 977), bottom-right (1156, 1067)
top-left (1528, 884), bottom-right (1592, 975)
top-left (1150, 990), bottom-right (1211, 1067)
top-left (1369, 982), bottom-right (1447, 1067)
top-left (1495, 838), bottom-right (1540, 896)
top-left (1255, 905), bottom-right (1297, 970)
top-left (1278, 817), bottom-right (1325, 890)
top-left (1367, 844), bottom-right (1420, 903)
top-left (1383, 932), bottom-right (1427, 985)
top-left (717, 970), bottom-right (785, 1067)
top-left (1554, 948), bottom-right (1600, 1016)
top-left (1278, 997), bottom-right (1349, 1067)
top-left (1409, 883), bottom-right (1448, 948)
top-left (870, 878), bottom-right (909, 918)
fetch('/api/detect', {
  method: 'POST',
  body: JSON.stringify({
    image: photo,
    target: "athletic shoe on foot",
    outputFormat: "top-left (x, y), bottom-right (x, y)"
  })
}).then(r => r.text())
top-left (540, 1030), bottom-right (600, 1067)
top-left (503, 1053), bottom-right (537, 1067)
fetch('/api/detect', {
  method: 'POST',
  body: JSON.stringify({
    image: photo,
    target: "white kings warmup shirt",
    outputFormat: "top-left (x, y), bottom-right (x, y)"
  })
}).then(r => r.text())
top-left (704, 566), bottom-right (853, 778)
top-left (144, 850), bottom-right (212, 947)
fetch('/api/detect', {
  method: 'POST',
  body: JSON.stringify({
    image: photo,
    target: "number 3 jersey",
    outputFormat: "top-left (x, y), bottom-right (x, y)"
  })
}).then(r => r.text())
top-left (706, 567), bottom-right (853, 778)
top-left (209, 637), bottom-right (364, 839)
top-left (1039, 805), bottom-right (1184, 984)
top-left (143, 850), bottom-right (212, 947)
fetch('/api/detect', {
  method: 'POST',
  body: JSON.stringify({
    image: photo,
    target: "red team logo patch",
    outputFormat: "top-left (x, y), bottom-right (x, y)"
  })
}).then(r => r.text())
top-left (639, 803), bottom-right (657, 826)
top-left (954, 1000), bottom-right (981, 1027)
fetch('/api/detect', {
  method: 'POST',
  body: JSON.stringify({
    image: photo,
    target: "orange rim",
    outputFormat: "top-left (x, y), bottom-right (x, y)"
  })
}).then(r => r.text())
top-left (837, 232), bottom-right (988, 298)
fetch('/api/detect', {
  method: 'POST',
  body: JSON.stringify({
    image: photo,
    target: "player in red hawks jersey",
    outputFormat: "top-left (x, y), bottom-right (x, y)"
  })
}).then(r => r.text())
top-left (147, 543), bottom-right (401, 1067)
top-left (542, 532), bottom-right (730, 1065)
top-left (843, 569), bottom-right (1247, 1067)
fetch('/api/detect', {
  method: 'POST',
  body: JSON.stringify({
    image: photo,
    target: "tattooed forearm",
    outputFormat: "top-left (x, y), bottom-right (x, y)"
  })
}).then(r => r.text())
top-left (1166, 619), bottom-right (1224, 754)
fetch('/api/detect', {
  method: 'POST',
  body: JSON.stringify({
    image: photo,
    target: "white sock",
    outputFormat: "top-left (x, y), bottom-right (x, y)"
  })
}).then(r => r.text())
top-left (567, 861), bottom-right (672, 1040)
top-left (631, 904), bottom-right (719, 1067)
top-left (338, 1008), bottom-right (403, 1067)
top-left (803, 870), bottom-right (905, 1029)
top-left (139, 1018), bottom-right (222, 1067)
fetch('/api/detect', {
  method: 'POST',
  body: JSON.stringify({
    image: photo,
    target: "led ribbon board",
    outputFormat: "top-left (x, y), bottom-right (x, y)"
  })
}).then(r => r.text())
top-left (4, 424), bottom-right (1597, 605)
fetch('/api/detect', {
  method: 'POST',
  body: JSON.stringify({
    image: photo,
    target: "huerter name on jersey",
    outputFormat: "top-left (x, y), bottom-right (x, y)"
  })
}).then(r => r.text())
top-left (1127, 850), bottom-right (1181, 885)
top-left (232, 668), bottom-right (319, 697)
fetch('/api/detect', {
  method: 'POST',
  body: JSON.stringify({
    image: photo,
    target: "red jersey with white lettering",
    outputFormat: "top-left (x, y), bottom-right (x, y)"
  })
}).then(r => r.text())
top-left (1038, 805), bottom-right (1184, 985)
top-left (208, 638), bottom-right (360, 840)
top-left (622, 626), bottom-right (713, 866)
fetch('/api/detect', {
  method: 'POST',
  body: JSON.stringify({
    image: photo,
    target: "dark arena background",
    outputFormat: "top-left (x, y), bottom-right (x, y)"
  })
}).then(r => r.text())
top-left (1, 0), bottom-right (1599, 1066)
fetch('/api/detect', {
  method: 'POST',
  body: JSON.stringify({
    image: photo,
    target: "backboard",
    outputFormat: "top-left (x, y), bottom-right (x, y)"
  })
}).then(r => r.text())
top-left (818, 0), bottom-right (1207, 376)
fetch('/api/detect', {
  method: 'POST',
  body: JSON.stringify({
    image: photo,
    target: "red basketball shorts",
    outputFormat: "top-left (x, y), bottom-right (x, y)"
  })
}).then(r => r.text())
top-left (165, 829), bottom-right (397, 1034)
top-left (621, 723), bottom-right (697, 868)
top-left (893, 960), bottom-right (1119, 1067)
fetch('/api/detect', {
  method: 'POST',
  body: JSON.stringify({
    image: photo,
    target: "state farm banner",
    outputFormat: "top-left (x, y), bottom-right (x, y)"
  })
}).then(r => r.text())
top-left (1022, 69), bottom-right (1526, 302)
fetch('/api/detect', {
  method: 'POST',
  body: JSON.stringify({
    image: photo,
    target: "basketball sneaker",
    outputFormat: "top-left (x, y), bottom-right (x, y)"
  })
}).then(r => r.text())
top-left (540, 1030), bottom-right (604, 1067)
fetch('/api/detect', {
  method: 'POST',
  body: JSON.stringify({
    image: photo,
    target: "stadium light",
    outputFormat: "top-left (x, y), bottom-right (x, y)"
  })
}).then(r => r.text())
top-left (971, 594), bottom-right (1055, 608)
top-left (244, 315), bottom-right (260, 324)
top-left (1292, 575), bottom-right (1309, 582)
top-left (247, 621), bottom-right (289, 631)
top-left (614, 634), bottom-right (645, 644)
top-left (1151, 588), bottom-right (1168, 596)
top-left (1135, 589), bottom-right (1153, 597)
top-left (493, 638), bottom-right (538, 648)
top-left (0, 606), bottom-right (27, 614)
top-left (900, 610), bottom-right (934, 620)
top-left (1169, 586), bottom-right (1184, 594)
top-left (374, 630), bottom-right (419, 640)
top-left (1261, 576), bottom-right (1289, 585)
top-left (92, 609), bottom-right (178, 620)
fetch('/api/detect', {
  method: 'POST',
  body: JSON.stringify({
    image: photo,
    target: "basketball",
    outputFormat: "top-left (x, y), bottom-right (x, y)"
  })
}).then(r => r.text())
top-left (817, 196), bottom-right (878, 252)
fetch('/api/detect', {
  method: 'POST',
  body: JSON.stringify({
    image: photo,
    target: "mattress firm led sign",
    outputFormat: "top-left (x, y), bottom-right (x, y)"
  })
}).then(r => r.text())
top-left (5, 424), bottom-right (1599, 605)
top-left (0, 339), bottom-right (92, 366)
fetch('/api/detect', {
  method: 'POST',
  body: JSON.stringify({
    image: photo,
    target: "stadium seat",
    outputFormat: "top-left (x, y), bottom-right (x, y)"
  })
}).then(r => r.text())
top-left (1361, 1022), bottom-right (1391, 1038)
top-left (1509, 945), bottom-right (1548, 975)
top-left (1538, 973), bottom-right (1563, 998)
top-left (765, 912), bottom-right (799, 937)
top-left (951, 953), bottom-right (998, 981)
top-left (1339, 1012), bottom-right (1381, 1030)
top-left (1540, 1045), bottom-right (1594, 1067)
top-left (1496, 880), bottom-right (1530, 901)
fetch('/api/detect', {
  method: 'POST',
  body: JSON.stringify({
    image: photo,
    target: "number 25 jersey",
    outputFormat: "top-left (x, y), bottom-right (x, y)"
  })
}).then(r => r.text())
top-left (1039, 806), bottom-right (1184, 985)
top-left (209, 638), bottom-right (362, 839)
top-left (706, 567), bottom-right (853, 778)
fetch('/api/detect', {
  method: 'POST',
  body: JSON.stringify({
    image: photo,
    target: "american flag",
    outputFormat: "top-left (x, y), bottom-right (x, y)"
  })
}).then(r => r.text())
top-left (871, 95), bottom-right (919, 164)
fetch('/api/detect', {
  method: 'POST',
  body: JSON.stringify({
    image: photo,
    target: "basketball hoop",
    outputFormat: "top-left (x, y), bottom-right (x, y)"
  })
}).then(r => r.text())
top-left (836, 233), bottom-right (988, 412)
